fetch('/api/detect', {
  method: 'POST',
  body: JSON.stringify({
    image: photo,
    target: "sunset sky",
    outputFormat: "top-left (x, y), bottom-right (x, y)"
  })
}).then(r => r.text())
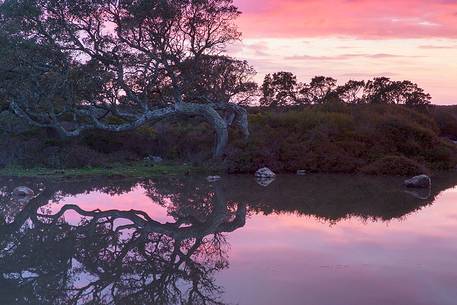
top-left (230, 0), bottom-right (457, 104)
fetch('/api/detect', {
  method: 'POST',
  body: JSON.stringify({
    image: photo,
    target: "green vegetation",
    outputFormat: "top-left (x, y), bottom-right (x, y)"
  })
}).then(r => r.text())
top-left (0, 0), bottom-right (451, 178)
top-left (360, 156), bottom-right (430, 176)
top-left (226, 104), bottom-right (457, 175)
top-left (0, 103), bottom-right (457, 177)
top-left (259, 73), bottom-right (431, 107)
top-left (1, 104), bottom-right (457, 177)
top-left (0, 0), bottom-right (254, 158)
top-left (0, 162), bottom-right (204, 178)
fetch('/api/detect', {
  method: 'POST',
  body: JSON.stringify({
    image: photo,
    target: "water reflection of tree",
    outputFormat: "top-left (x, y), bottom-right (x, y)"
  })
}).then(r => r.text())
top-left (2, 172), bottom-right (457, 227)
top-left (140, 174), bottom-right (457, 222)
top-left (0, 181), bottom-right (246, 305)
top-left (234, 174), bottom-right (457, 222)
top-left (1, 173), bottom-right (457, 304)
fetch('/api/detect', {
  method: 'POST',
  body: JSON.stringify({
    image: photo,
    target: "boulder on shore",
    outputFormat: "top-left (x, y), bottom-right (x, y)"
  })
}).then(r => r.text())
top-left (12, 186), bottom-right (34, 197)
top-left (404, 175), bottom-right (431, 189)
top-left (145, 155), bottom-right (163, 163)
top-left (255, 167), bottom-right (276, 178)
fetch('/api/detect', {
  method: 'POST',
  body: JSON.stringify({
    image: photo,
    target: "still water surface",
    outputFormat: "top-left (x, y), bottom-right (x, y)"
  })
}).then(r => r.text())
top-left (1, 174), bottom-right (457, 305)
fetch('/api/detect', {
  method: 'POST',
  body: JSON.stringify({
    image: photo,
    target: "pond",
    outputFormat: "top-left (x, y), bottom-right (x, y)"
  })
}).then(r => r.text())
top-left (1, 174), bottom-right (457, 305)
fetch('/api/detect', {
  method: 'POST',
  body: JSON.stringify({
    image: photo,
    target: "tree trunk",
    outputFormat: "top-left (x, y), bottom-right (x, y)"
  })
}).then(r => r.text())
top-left (12, 99), bottom-right (240, 159)
top-left (175, 102), bottom-right (229, 158)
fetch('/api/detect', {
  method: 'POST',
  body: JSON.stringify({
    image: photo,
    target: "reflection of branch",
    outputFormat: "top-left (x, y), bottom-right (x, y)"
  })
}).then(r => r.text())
top-left (0, 181), bottom-right (246, 305)
top-left (37, 204), bottom-right (152, 226)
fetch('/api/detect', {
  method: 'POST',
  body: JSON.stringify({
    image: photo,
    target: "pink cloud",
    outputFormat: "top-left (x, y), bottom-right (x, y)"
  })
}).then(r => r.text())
top-left (234, 0), bottom-right (457, 39)
top-left (284, 53), bottom-right (421, 61)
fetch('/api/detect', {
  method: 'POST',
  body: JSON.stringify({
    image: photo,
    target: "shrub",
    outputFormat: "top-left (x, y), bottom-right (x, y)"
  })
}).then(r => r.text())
top-left (60, 145), bottom-right (109, 168)
top-left (360, 156), bottom-right (430, 176)
top-left (429, 105), bottom-right (457, 139)
top-left (2, 104), bottom-right (457, 174)
top-left (227, 104), bottom-right (457, 174)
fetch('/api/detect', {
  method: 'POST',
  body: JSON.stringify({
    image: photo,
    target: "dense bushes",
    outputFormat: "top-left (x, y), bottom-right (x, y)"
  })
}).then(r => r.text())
top-left (429, 106), bottom-right (457, 139)
top-left (0, 112), bottom-right (215, 169)
top-left (1, 104), bottom-right (457, 176)
top-left (225, 104), bottom-right (457, 175)
top-left (0, 111), bottom-right (155, 168)
top-left (360, 156), bottom-right (429, 176)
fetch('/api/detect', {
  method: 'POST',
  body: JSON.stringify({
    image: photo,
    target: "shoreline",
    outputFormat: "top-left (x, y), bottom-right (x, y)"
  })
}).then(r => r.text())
top-left (0, 162), bottom-right (209, 179)
top-left (0, 162), bottom-right (453, 179)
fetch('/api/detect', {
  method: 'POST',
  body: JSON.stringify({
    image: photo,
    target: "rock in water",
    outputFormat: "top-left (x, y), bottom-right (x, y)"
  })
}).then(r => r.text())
top-left (404, 175), bottom-right (431, 189)
top-left (404, 189), bottom-right (431, 200)
top-left (12, 186), bottom-right (35, 197)
top-left (255, 167), bottom-right (276, 178)
top-left (206, 176), bottom-right (222, 182)
top-left (256, 177), bottom-right (275, 187)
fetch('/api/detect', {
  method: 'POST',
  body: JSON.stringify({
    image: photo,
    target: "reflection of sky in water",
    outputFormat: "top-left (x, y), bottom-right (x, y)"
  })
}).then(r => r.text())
top-left (41, 188), bottom-right (192, 304)
top-left (42, 183), bottom-right (457, 305)
top-left (220, 189), bottom-right (457, 305)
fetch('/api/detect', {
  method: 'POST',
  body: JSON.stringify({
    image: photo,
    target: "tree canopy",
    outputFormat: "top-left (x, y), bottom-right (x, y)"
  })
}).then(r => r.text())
top-left (259, 72), bottom-right (432, 108)
top-left (0, 0), bottom-right (256, 157)
top-left (0, 0), bottom-right (434, 159)
top-left (260, 71), bottom-right (298, 107)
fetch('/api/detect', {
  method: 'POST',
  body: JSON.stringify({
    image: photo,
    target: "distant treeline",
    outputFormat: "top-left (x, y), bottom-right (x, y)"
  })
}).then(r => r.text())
top-left (258, 72), bottom-right (431, 107)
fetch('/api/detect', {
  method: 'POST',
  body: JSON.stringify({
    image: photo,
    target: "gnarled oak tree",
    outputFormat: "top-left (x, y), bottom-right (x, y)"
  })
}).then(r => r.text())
top-left (0, 0), bottom-right (256, 157)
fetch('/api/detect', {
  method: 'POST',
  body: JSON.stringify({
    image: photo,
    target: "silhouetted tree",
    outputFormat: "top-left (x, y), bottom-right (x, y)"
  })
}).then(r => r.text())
top-left (259, 73), bottom-right (431, 107)
top-left (304, 76), bottom-right (337, 104)
top-left (397, 80), bottom-right (432, 106)
top-left (259, 71), bottom-right (298, 107)
top-left (365, 77), bottom-right (431, 105)
top-left (0, 0), bottom-right (253, 158)
top-left (336, 80), bottom-right (366, 104)
top-left (180, 55), bottom-right (258, 106)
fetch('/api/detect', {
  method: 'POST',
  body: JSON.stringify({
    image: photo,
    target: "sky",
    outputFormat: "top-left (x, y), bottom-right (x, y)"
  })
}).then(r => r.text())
top-left (230, 0), bottom-right (457, 104)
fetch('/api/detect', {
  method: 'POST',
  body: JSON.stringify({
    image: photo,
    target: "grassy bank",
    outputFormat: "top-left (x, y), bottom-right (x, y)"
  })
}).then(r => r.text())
top-left (226, 104), bottom-right (457, 175)
top-left (1, 104), bottom-right (457, 177)
top-left (0, 162), bottom-right (207, 178)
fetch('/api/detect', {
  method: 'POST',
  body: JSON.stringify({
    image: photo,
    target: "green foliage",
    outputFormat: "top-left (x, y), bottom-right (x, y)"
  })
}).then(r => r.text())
top-left (0, 162), bottom-right (200, 178)
top-left (360, 156), bottom-right (429, 176)
top-left (259, 73), bottom-right (432, 108)
top-left (1, 103), bottom-right (457, 176)
top-left (429, 106), bottom-right (457, 139)
top-left (226, 104), bottom-right (457, 175)
top-left (260, 72), bottom-right (299, 107)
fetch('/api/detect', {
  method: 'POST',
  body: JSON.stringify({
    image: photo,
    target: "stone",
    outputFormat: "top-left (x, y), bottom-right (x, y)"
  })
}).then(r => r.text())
top-left (255, 167), bottom-right (276, 178)
top-left (206, 176), bottom-right (222, 182)
top-left (145, 155), bottom-right (163, 163)
top-left (12, 186), bottom-right (34, 197)
top-left (37, 182), bottom-right (46, 192)
top-left (404, 189), bottom-right (431, 200)
top-left (296, 170), bottom-right (307, 176)
top-left (404, 175), bottom-right (431, 189)
top-left (256, 177), bottom-right (275, 187)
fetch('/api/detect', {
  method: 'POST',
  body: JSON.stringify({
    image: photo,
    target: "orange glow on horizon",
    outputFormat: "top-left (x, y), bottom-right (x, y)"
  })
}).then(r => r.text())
top-left (231, 0), bottom-right (457, 105)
